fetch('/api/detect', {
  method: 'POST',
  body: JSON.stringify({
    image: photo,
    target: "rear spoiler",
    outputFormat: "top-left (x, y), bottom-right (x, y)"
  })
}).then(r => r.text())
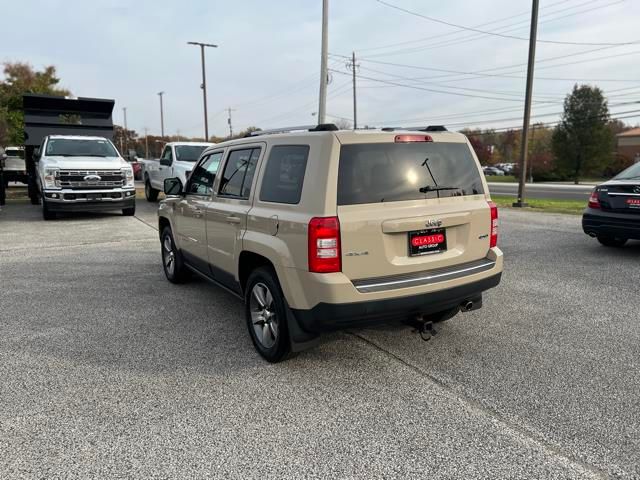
top-left (23, 94), bottom-right (115, 146)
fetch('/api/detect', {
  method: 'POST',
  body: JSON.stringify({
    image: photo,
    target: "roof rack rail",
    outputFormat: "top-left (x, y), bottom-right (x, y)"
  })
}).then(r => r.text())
top-left (245, 123), bottom-right (339, 137)
top-left (405, 125), bottom-right (447, 132)
top-left (379, 125), bottom-right (448, 132)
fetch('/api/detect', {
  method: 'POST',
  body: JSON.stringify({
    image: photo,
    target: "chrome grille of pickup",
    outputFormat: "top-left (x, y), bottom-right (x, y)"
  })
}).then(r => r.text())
top-left (58, 170), bottom-right (124, 189)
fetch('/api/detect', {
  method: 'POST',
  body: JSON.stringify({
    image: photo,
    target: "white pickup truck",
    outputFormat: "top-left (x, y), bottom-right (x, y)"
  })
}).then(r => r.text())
top-left (2, 146), bottom-right (27, 186)
top-left (141, 142), bottom-right (214, 201)
top-left (35, 135), bottom-right (136, 220)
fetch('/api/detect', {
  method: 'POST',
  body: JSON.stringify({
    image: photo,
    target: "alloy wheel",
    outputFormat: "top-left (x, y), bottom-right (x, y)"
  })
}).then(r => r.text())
top-left (163, 235), bottom-right (175, 276)
top-left (249, 282), bottom-right (278, 349)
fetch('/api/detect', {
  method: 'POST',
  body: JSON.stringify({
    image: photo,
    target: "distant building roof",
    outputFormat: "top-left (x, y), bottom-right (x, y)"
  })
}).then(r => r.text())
top-left (617, 128), bottom-right (640, 137)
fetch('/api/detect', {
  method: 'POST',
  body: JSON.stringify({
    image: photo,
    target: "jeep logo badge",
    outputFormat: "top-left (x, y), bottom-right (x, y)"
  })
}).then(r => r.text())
top-left (84, 174), bottom-right (101, 181)
top-left (426, 219), bottom-right (443, 228)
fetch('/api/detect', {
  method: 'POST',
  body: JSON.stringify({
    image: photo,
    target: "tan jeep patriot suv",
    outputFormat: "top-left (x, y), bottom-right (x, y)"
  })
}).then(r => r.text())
top-left (158, 124), bottom-right (503, 362)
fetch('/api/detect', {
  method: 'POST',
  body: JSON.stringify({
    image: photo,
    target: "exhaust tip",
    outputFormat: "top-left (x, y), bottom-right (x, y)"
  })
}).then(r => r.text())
top-left (461, 301), bottom-right (474, 312)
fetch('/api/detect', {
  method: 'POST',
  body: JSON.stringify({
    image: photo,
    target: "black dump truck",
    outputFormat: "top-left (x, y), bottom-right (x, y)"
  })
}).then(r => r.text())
top-left (21, 94), bottom-right (117, 205)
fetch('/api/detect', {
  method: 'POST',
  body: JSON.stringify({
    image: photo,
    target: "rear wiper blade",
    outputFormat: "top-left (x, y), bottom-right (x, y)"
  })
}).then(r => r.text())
top-left (419, 185), bottom-right (461, 194)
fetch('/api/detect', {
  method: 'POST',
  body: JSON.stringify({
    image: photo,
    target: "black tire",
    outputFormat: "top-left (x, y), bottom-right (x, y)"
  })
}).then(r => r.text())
top-left (160, 227), bottom-right (189, 283)
top-left (122, 206), bottom-right (136, 216)
top-left (597, 235), bottom-right (627, 248)
top-left (424, 307), bottom-right (460, 323)
top-left (245, 267), bottom-right (294, 363)
top-left (145, 179), bottom-right (159, 202)
top-left (42, 199), bottom-right (56, 220)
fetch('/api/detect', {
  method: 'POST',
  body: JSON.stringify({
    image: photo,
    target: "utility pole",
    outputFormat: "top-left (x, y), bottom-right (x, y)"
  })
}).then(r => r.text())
top-left (122, 107), bottom-right (128, 157)
top-left (144, 128), bottom-right (149, 159)
top-left (317, 0), bottom-right (329, 124)
top-left (513, 0), bottom-right (539, 208)
top-left (187, 41), bottom-right (218, 141)
top-left (227, 107), bottom-right (236, 138)
top-left (158, 91), bottom-right (165, 139)
top-left (347, 51), bottom-right (359, 129)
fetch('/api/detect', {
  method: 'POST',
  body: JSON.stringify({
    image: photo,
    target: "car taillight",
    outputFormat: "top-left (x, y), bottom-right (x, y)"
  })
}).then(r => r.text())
top-left (588, 190), bottom-right (601, 209)
top-left (308, 217), bottom-right (341, 273)
top-left (394, 134), bottom-right (433, 143)
top-left (488, 201), bottom-right (498, 248)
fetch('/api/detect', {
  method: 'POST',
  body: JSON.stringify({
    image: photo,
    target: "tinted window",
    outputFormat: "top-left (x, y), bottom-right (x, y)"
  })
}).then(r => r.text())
top-left (6, 149), bottom-right (24, 158)
top-left (219, 148), bottom-right (261, 198)
top-left (161, 147), bottom-right (172, 161)
top-left (175, 145), bottom-right (208, 162)
top-left (187, 152), bottom-right (223, 196)
top-left (260, 145), bottom-right (309, 204)
top-left (337, 142), bottom-right (484, 205)
top-left (45, 138), bottom-right (118, 157)
top-left (614, 162), bottom-right (640, 180)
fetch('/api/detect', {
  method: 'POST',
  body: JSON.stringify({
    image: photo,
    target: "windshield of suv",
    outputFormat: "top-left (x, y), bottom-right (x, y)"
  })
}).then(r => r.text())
top-left (175, 145), bottom-right (208, 162)
top-left (337, 142), bottom-right (484, 205)
top-left (6, 149), bottom-right (24, 158)
top-left (45, 138), bottom-right (118, 157)
top-left (614, 162), bottom-right (640, 180)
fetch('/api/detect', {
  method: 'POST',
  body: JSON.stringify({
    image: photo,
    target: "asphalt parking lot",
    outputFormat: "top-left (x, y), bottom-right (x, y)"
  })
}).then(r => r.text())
top-left (1, 200), bottom-right (639, 479)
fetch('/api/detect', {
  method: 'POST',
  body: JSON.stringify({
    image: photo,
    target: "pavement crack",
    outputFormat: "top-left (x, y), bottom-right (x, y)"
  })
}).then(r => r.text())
top-left (134, 214), bottom-right (158, 231)
top-left (349, 331), bottom-right (613, 480)
top-left (0, 238), bottom-right (156, 253)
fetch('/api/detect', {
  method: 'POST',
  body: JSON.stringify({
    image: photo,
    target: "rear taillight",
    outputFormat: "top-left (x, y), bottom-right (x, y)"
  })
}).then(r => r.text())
top-left (488, 201), bottom-right (498, 248)
top-left (394, 134), bottom-right (433, 143)
top-left (308, 217), bottom-right (341, 273)
top-left (588, 190), bottom-right (601, 209)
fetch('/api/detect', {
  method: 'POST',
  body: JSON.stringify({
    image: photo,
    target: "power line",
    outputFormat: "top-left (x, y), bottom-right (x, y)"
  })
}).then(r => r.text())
top-left (331, 47), bottom-right (640, 85)
top-left (374, 0), bottom-right (638, 46)
top-left (364, 0), bottom-right (624, 58)
top-left (329, 68), bottom-right (557, 103)
top-left (358, 0), bottom-right (575, 53)
top-left (250, 80), bottom-right (352, 127)
top-left (459, 110), bottom-right (640, 134)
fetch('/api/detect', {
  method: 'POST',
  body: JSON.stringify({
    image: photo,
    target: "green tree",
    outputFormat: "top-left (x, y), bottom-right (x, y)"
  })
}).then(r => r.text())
top-left (0, 62), bottom-right (70, 145)
top-left (552, 85), bottom-right (613, 184)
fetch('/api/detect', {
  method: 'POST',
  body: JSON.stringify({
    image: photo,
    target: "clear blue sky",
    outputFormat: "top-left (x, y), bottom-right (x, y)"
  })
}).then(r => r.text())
top-left (3, 0), bottom-right (639, 137)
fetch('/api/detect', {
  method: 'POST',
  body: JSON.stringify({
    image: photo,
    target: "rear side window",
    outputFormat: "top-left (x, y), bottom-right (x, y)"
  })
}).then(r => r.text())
top-left (260, 145), bottom-right (309, 204)
top-left (218, 148), bottom-right (261, 199)
top-left (337, 142), bottom-right (484, 205)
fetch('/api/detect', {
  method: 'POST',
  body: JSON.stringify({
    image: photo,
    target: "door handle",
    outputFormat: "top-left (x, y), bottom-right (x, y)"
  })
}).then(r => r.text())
top-left (226, 215), bottom-right (241, 224)
top-left (193, 209), bottom-right (203, 218)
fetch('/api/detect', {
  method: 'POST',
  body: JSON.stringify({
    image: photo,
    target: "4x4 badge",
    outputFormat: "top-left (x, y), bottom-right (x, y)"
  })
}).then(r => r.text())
top-left (426, 219), bottom-right (443, 227)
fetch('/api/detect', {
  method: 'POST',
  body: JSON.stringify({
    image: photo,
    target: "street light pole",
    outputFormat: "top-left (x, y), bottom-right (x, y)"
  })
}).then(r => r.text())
top-left (122, 107), bottom-right (128, 157)
top-left (513, 0), bottom-right (539, 208)
top-left (188, 41), bottom-right (218, 141)
top-left (318, 0), bottom-right (329, 124)
top-left (157, 91), bottom-right (165, 139)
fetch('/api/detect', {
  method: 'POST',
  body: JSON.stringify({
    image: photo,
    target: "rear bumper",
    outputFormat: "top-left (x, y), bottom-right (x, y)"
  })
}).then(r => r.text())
top-left (289, 273), bottom-right (501, 336)
top-left (582, 208), bottom-right (640, 240)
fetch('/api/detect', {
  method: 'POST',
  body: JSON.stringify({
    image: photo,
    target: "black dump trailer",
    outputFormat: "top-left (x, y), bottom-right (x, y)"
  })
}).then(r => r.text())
top-left (23, 94), bottom-right (115, 204)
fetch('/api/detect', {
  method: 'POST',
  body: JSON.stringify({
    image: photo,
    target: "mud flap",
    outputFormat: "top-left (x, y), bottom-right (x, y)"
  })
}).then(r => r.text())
top-left (285, 301), bottom-right (321, 352)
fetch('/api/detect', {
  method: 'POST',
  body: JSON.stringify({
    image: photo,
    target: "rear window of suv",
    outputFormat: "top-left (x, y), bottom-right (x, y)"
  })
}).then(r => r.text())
top-left (337, 142), bottom-right (484, 205)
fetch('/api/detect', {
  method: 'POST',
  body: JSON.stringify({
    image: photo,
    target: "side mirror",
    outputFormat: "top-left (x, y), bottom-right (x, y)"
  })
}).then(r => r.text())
top-left (164, 177), bottom-right (183, 196)
top-left (160, 158), bottom-right (171, 167)
top-left (0, 148), bottom-right (6, 167)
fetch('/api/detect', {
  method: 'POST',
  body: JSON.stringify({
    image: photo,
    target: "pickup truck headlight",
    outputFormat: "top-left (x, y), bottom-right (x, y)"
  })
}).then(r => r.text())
top-left (43, 167), bottom-right (60, 189)
top-left (122, 167), bottom-right (135, 187)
